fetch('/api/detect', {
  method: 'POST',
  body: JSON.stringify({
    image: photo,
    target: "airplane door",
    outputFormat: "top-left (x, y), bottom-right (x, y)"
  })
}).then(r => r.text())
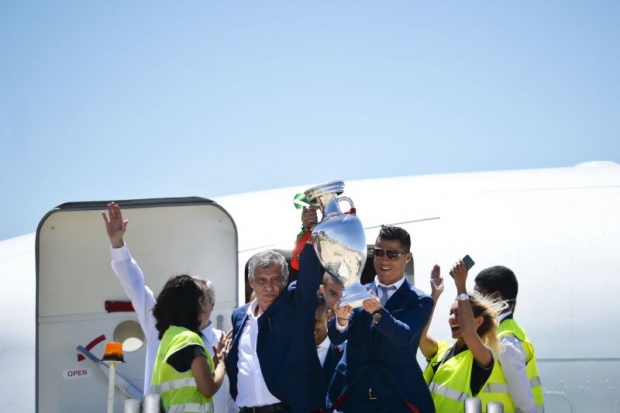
top-left (35, 198), bottom-right (238, 413)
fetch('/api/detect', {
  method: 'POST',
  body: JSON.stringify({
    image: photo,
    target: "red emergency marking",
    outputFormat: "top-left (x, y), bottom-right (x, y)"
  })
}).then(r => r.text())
top-left (77, 334), bottom-right (106, 362)
top-left (105, 300), bottom-right (135, 313)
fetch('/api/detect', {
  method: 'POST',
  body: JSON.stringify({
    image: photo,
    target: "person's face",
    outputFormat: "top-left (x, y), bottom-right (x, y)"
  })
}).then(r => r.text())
top-left (248, 265), bottom-right (285, 311)
top-left (319, 274), bottom-right (344, 313)
top-left (199, 294), bottom-right (214, 330)
top-left (373, 237), bottom-right (411, 285)
top-left (448, 301), bottom-right (462, 339)
top-left (314, 309), bottom-right (328, 345)
top-left (448, 300), bottom-right (483, 340)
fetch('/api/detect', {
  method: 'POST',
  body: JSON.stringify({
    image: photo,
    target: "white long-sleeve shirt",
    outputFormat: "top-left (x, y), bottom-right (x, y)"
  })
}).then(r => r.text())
top-left (110, 244), bottom-right (238, 413)
top-left (498, 312), bottom-right (537, 413)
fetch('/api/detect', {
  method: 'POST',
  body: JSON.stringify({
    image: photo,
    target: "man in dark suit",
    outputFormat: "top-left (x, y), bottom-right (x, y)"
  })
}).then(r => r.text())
top-left (315, 293), bottom-right (345, 389)
top-left (225, 240), bottom-right (325, 413)
top-left (328, 225), bottom-right (435, 413)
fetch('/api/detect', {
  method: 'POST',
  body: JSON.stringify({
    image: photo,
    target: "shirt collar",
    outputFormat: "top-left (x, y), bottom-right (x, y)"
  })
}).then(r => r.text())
top-left (499, 311), bottom-right (513, 322)
top-left (247, 299), bottom-right (259, 317)
top-left (316, 335), bottom-right (331, 351)
top-left (374, 276), bottom-right (405, 291)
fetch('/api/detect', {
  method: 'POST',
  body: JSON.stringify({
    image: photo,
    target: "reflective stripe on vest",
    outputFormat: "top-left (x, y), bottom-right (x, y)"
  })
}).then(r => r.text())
top-left (152, 326), bottom-right (214, 412)
top-left (167, 402), bottom-right (213, 413)
top-left (424, 341), bottom-right (486, 412)
top-left (428, 381), bottom-right (469, 402)
top-left (483, 375), bottom-right (542, 393)
top-left (154, 377), bottom-right (199, 393)
top-left (478, 319), bottom-right (545, 412)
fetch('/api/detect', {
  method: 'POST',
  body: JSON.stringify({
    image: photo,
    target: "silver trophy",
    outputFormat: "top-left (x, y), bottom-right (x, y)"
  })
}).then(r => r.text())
top-left (305, 181), bottom-right (373, 308)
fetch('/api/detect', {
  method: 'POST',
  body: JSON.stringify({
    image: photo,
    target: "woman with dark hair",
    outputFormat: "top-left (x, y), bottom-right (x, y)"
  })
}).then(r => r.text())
top-left (420, 260), bottom-right (506, 413)
top-left (151, 274), bottom-right (231, 413)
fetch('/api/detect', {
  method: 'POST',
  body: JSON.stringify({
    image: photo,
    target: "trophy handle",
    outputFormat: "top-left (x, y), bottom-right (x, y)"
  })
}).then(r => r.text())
top-left (337, 196), bottom-right (355, 212)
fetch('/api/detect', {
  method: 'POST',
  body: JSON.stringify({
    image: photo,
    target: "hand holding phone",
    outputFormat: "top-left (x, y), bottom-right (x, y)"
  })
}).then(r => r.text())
top-left (450, 255), bottom-right (475, 278)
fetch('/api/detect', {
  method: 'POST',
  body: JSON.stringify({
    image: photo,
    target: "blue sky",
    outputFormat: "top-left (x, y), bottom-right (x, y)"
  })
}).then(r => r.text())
top-left (1, 1), bottom-right (619, 241)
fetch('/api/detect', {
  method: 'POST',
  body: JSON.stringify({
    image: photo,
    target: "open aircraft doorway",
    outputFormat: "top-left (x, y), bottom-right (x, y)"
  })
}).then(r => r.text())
top-left (35, 198), bottom-right (238, 413)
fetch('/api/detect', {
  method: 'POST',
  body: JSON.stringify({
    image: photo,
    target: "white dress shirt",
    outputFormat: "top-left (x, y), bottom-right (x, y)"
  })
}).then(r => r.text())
top-left (374, 276), bottom-right (405, 303)
top-left (235, 300), bottom-right (281, 408)
top-left (316, 335), bottom-right (331, 366)
top-left (110, 244), bottom-right (238, 413)
top-left (498, 312), bottom-right (537, 413)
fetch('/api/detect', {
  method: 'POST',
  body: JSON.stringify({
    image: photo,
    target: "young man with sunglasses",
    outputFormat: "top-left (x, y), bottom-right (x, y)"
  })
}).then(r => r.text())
top-left (327, 225), bottom-right (435, 413)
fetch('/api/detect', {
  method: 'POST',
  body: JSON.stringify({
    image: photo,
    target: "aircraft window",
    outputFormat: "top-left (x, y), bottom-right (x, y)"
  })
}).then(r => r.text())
top-left (113, 320), bottom-right (145, 352)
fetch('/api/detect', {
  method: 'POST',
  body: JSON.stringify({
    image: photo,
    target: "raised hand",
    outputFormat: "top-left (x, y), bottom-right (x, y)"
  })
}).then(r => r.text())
top-left (451, 259), bottom-right (468, 290)
top-left (213, 329), bottom-right (233, 367)
top-left (430, 264), bottom-right (444, 300)
top-left (302, 205), bottom-right (320, 229)
top-left (101, 202), bottom-right (128, 248)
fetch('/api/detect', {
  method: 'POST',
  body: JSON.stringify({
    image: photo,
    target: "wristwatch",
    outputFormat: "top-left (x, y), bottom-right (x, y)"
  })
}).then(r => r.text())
top-left (456, 293), bottom-right (469, 301)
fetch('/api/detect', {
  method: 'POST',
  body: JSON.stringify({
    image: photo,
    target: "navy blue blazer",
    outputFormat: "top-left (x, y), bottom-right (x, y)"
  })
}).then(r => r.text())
top-left (326, 279), bottom-right (435, 413)
top-left (322, 341), bottom-right (345, 389)
top-left (225, 244), bottom-right (325, 413)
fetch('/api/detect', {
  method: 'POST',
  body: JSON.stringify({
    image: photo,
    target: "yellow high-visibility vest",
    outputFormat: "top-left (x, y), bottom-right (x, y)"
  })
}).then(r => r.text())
top-left (478, 318), bottom-right (545, 413)
top-left (424, 341), bottom-right (489, 413)
top-left (152, 326), bottom-right (214, 413)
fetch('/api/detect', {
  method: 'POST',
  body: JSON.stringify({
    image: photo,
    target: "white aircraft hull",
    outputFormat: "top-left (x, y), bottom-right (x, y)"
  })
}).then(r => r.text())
top-left (1, 162), bottom-right (618, 412)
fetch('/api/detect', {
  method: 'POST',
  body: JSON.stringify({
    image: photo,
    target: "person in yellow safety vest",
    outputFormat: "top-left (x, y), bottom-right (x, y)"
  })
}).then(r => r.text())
top-left (152, 274), bottom-right (232, 413)
top-left (474, 266), bottom-right (545, 413)
top-left (420, 259), bottom-right (507, 413)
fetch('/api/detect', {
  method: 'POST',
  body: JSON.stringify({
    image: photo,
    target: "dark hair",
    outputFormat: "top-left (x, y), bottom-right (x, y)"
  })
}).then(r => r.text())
top-left (378, 225), bottom-right (411, 252)
top-left (316, 291), bottom-right (328, 316)
top-left (474, 266), bottom-right (519, 301)
top-left (152, 274), bottom-right (206, 340)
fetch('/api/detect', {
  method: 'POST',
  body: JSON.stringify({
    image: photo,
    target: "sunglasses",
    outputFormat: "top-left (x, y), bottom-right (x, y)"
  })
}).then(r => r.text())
top-left (373, 248), bottom-right (407, 260)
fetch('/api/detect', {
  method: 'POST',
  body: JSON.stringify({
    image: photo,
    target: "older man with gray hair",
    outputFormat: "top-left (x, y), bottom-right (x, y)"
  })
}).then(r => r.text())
top-left (225, 238), bottom-right (325, 413)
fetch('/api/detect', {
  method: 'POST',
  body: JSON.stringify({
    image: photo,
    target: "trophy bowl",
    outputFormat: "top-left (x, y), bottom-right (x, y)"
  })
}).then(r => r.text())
top-left (305, 181), bottom-right (373, 308)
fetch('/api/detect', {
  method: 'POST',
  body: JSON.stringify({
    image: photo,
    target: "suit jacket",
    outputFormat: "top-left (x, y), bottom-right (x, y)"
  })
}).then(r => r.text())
top-left (322, 341), bottom-right (345, 389)
top-left (225, 244), bottom-right (325, 413)
top-left (327, 279), bottom-right (435, 413)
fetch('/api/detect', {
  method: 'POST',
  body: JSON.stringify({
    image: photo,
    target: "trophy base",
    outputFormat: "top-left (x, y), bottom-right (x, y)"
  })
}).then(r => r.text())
top-left (339, 282), bottom-right (375, 309)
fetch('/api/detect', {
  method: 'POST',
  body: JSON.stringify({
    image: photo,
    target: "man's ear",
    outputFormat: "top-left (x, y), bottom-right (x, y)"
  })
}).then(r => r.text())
top-left (490, 291), bottom-right (502, 301)
top-left (319, 284), bottom-right (326, 294)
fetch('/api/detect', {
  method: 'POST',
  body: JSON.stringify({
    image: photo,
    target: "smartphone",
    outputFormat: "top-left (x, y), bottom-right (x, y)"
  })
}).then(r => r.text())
top-left (450, 254), bottom-right (475, 278)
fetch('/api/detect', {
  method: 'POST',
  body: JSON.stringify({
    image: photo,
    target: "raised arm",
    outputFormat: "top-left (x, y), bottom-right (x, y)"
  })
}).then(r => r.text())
top-left (296, 242), bottom-right (323, 312)
top-left (101, 202), bottom-right (157, 341)
top-left (419, 264), bottom-right (442, 360)
top-left (452, 260), bottom-right (493, 368)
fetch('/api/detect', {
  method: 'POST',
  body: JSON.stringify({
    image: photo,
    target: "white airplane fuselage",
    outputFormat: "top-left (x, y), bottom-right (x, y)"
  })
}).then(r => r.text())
top-left (0, 162), bottom-right (618, 412)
